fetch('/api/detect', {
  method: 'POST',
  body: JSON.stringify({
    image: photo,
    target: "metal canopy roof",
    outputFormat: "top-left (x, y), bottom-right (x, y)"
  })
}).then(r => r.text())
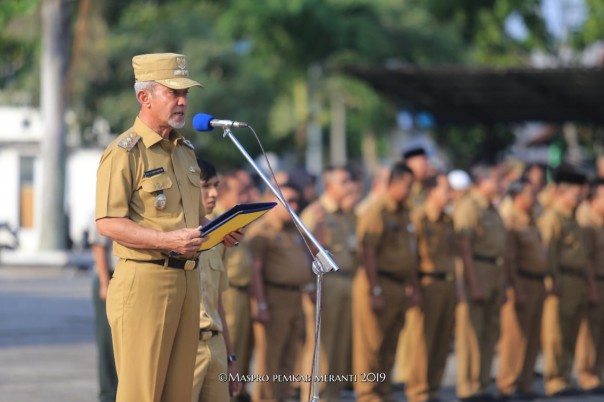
top-left (346, 66), bottom-right (604, 125)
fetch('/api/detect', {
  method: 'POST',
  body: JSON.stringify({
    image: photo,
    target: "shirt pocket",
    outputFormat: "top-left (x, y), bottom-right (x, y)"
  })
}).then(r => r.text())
top-left (208, 253), bottom-right (225, 272)
top-left (139, 173), bottom-right (173, 215)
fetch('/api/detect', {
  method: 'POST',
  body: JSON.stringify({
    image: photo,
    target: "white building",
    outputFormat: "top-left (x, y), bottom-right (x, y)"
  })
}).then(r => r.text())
top-left (0, 106), bottom-right (104, 264)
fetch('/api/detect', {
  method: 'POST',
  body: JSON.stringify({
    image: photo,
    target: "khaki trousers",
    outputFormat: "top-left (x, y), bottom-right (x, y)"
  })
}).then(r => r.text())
top-left (107, 259), bottom-right (201, 402)
top-left (299, 275), bottom-right (352, 402)
top-left (575, 281), bottom-right (604, 390)
top-left (455, 263), bottom-right (505, 398)
top-left (253, 287), bottom-right (305, 402)
top-left (542, 275), bottom-right (588, 395)
top-left (496, 278), bottom-right (546, 395)
top-left (406, 280), bottom-right (456, 402)
top-left (222, 286), bottom-right (253, 381)
top-left (393, 306), bottom-right (421, 384)
top-left (353, 270), bottom-right (407, 402)
top-left (192, 333), bottom-right (229, 402)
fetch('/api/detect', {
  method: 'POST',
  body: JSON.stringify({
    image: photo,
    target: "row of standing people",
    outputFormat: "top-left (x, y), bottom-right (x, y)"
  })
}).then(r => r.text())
top-left (211, 147), bottom-right (604, 402)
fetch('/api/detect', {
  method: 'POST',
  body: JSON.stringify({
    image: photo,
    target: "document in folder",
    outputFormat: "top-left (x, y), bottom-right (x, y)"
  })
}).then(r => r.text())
top-left (198, 202), bottom-right (277, 251)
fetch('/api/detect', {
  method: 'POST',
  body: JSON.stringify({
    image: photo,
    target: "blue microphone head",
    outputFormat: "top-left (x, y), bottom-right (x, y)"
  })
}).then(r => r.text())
top-left (192, 113), bottom-right (215, 132)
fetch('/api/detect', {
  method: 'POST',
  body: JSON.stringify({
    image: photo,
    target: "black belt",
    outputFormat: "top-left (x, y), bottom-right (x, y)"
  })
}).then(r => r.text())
top-left (473, 254), bottom-right (504, 266)
top-left (131, 257), bottom-right (198, 270)
top-left (199, 329), bottom-right (219, 341)
top-left (264, 280), bottom-right (301, 292)
top-left (229, 283), bottom-right (250, 292)
top-left (517, 268), bottom-right (547, 281)
top-left (377, 271), bottom-right (408, 285)
top-left (418, 271), bottom-right (455, 282)
top-left (559, 266), bottom-right (587, 278)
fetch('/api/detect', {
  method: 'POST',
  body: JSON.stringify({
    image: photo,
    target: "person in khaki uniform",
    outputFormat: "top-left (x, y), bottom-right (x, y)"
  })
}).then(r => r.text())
top-left (405, 173), bottom-right (457, 402)
top-left (454, 164), bottom-right (507, 401)
top-left (300, 165), bottom-right (357, 402)
top-left (353, 162), bottom-right (419, 402)
top-left (249, 183), bottom-right (313, 402)
top-left (574, 178), bottom-right (604, 391)
top-left (95, 53), bottom-right (241, 402)
top-left (539, 167), bottom-right (596, 396)
top-left (395, 147), bottom-right (431, 386)
top-left (496, 178), bottom-right (548, 398)
top-left (192, 159), bottom-right (243, 402)
top-left (215, 172), bottom-right (255, 401)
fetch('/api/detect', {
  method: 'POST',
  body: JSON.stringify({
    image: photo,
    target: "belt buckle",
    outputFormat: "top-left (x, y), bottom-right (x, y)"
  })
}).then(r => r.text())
top-left (445, 273), bottom-right (455, 282)
top-left (496, 257), bottom-right (504, 267)
top-left (184, 260), bottom-right (197, 271)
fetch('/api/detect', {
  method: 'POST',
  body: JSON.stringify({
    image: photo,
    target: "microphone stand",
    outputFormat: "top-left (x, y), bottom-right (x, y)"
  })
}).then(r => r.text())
top-left (221, 127), bottom-right (339, 402)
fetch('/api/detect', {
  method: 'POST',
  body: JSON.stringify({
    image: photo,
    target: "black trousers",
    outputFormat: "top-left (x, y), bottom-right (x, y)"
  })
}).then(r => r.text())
top-left (93, 275), bottom-right (118, 402)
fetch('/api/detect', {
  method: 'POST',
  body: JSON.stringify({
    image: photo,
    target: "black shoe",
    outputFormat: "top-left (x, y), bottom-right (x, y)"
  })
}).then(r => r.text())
top-left (551, 386), bottom-right (580, 397)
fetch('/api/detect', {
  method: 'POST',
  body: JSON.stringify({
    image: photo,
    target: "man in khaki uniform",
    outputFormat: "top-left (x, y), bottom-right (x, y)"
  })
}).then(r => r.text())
top-left (301, 165), bottom-right (357, 402)
top-left (496, 178), bottom-right (548, 398)
top-left (95, 53), bottom-right (240, 402)
top-left (574, 178), bottom-right (604, 391)
top-left (192, 159), bottom-right (242, 402)
top-left (454, 164), bottom-right (507, 401)
top-left (353, 162), bottom-right (419, 402)
top-left (539, 167), bottom-right (595, 396)
top-left (216, 172), bottom-right (255, 400)
top-left (249, 183), bottom-right (313, 402)
top-left (395, 147), bottom-right (432, 385)
top-left (405, 173), bottom-right (457, 402)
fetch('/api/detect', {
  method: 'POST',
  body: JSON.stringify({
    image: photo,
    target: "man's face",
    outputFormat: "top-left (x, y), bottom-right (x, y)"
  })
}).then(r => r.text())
top-left (220, 177), bottom-right (249, 209)
top-left (519, 184), bottom-right (536, 211)
top-left (430, 175), bottom-right (452, 210)
top-left (592, 185), bottom-right (604, 216)
top-left (148, 84), bottom-right (189, 129)
top-left (327, 169), bottom-right (353, 204)
top-left (274, 187), bottom-right (299, 221)
top-left (407, 156), bottom-right (430, 181)
top-left (559, 183), bottom-right (583, 209)
top-left (200, 176), bottom-right (219, 215)
top-left (390, 173), bottom-right (414, 203)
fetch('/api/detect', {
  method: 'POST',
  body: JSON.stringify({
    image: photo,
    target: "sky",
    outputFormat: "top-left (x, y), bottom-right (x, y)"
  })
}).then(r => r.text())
top-left (505, 0), bottom-right (588, 40)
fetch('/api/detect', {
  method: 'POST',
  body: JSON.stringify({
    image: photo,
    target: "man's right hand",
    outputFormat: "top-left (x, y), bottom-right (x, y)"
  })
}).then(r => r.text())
top-left (165, 226), bottom-right (205, 257)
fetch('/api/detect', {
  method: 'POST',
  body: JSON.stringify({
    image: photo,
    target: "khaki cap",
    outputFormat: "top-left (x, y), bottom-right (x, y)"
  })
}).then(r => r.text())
top-left (132, 53), bottom-right (203, 90)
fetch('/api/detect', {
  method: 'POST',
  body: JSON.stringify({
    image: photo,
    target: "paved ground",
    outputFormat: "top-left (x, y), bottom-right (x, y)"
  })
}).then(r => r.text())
top-left (1, 264), bottom-right (603, 402)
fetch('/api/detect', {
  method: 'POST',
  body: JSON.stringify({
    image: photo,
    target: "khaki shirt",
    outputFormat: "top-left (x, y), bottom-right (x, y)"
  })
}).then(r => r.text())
top-left (413, 205), bottom-right (456, 274)
top-left (247, 216), bottom-right (312, 286)
top-left (214, 204), bottom-right (253, 287)
top-left (538, 203), bottom-right (589, 279)
top-left (198, 244), bottom-right (228, 332)
top-left (500, 204), bottom-right (547, 275)
top-left (95, 117), bottom-right (203, 260)
top-left (453, 190), bottom-right (506, 260)
top-left (357, 193), bottom-right (418, 278)
top-left (301, 195), bottom-right (357, 275)
top-left (577, 203), bottom-right (604, 277)
top-left (407, 182), bottom-right (428, 211)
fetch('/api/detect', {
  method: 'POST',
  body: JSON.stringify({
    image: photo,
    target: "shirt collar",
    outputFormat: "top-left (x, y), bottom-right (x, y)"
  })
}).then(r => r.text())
top-left (381, 192), bottom-right (403, 213)
top-left (319, 194), bottom-right (339, 214)
top-left (553, 202), bottom-right (574, 218)
top-left (133, 117), bottom-right (183, 149)
top-left (470, 189), bottom-right (491, 209)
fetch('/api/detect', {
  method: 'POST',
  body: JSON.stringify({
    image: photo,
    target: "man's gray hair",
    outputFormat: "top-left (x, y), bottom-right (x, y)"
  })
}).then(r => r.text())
top-left (134, 81), bottom-right (157, 95)
top-left (470, 163), bottom-right (496, 184)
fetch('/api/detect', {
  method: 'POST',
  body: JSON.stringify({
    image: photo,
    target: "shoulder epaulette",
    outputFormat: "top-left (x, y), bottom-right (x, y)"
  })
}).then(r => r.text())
top-left (182, 139), bottom-right (195, 150)
top-left (117, 132), bottom-right (141, 151)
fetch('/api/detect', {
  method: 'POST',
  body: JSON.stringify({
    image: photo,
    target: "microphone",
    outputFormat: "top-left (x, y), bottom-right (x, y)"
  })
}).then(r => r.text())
top-left (192, 113), bottom-right (248, 131)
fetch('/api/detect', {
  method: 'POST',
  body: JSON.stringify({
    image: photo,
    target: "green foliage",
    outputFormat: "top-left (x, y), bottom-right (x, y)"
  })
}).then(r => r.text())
top-left (1, 0), bottom-right (602, 169)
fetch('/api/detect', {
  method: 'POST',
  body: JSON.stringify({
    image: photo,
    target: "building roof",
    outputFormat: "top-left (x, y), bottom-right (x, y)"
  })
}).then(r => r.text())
top-left (346, 65), bottom-right (604, 125)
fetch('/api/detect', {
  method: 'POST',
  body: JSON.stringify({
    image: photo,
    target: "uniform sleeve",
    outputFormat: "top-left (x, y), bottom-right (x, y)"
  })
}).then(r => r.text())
top-left (95, 148), bottom-right (134, 220)
top-left (453, 197), bottom-right (478, 237)
top-left (247, 222), bottom-right (271, 261)
top-left (357, 204), bottom-right (384, 249)
top-left (507, 229), bottom-right (519, 274)
top-left (538, 211), bottom-right (561, 277)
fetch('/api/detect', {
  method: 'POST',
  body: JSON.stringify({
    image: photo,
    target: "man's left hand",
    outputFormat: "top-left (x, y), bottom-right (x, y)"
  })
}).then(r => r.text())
top-left (224, 229), bottom-right (245, 248)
